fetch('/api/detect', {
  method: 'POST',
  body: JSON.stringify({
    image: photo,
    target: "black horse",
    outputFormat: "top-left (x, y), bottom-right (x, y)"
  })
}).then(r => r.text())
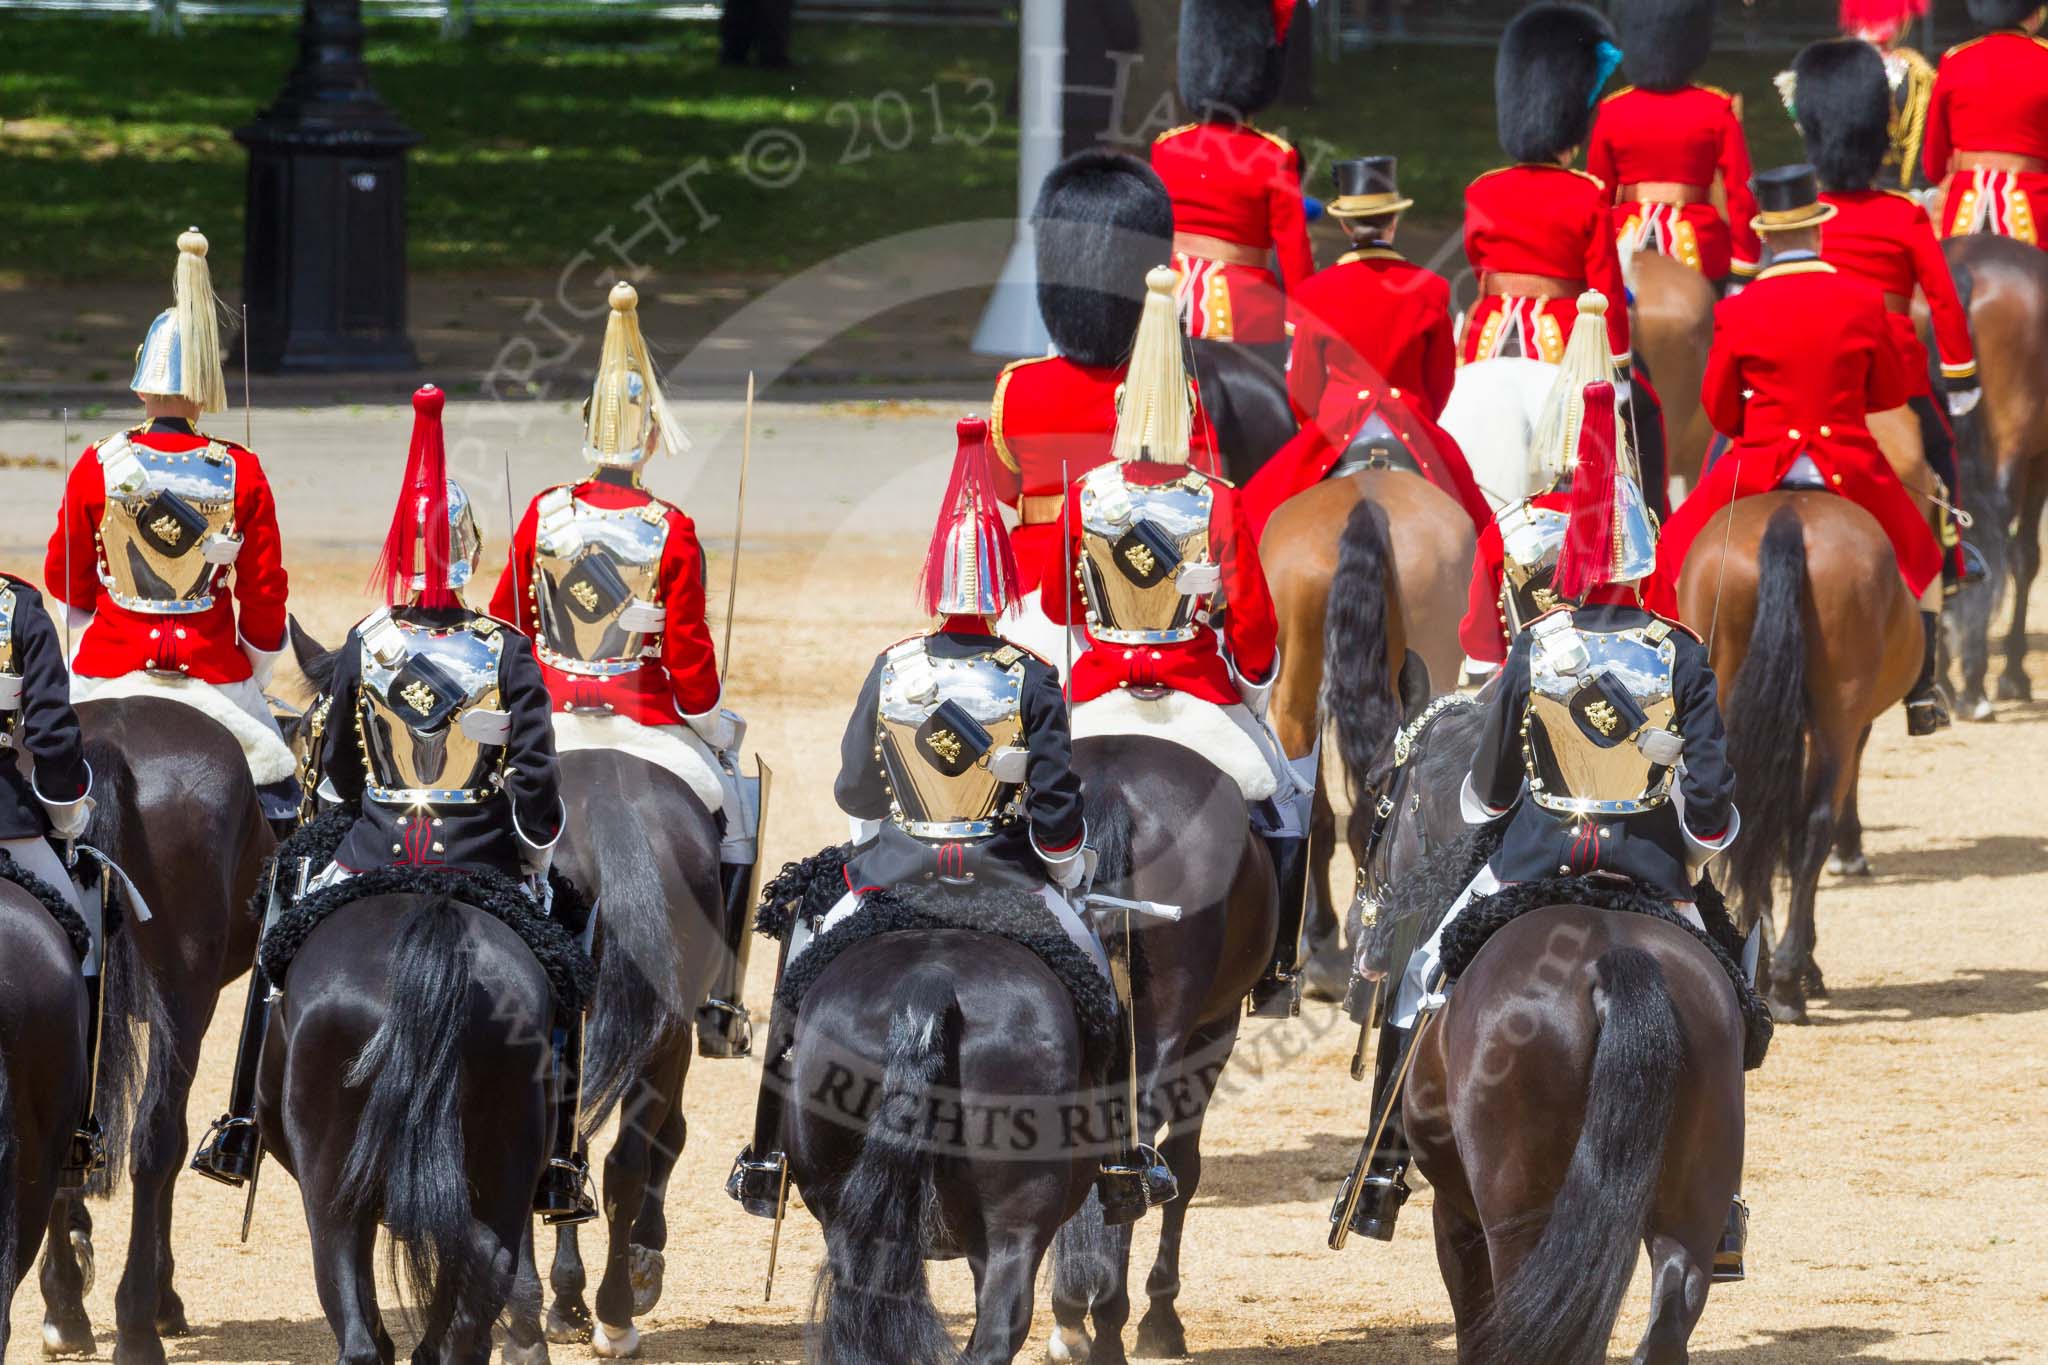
top-left (1, 879), bottom-right (91, 1358)
top-left (786, 929), bottom-right (1096, 1364)
top-left (41, 697), bottom-right (268, 1365)
top-left (1188, 337), bottom-right (1297, 487)
top-left (1050, 736), bottom-right (1275, 1365)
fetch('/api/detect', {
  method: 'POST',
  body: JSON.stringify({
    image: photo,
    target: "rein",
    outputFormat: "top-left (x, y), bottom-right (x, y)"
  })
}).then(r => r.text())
top-left (1354, 693), bottom-right (1481, 924)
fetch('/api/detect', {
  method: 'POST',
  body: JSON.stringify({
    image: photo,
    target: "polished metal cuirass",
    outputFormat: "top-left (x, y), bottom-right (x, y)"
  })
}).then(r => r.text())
top-left (0, 584), bottom-right (17, 731)
top-left (357, 613), bottom-right (508, 806)
top-left (875, 638), bottom-right (1027, 839)
top-left (0, 584), bottom-right (15, 679)
top-left (530, 487), bottom-right (669, 675)
top-left (1522, 613), bottom-right (1678, 817)
top-left (1075, 463), bottom-right (1214, 645)
top-left (1497, 501), bottom-right (1570, 636)
top-left (95, 432), bottom-right (238, 614)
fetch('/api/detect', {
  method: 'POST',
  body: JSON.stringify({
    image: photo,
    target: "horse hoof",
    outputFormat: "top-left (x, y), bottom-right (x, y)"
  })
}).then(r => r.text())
top-left (69, 1229), bottom-right (95, 1298)
top-left (1964, 696), bottom-right (1997, 723)
top-left (40, 1318), bottom-right (96, 1360)
top-left (591, 1322), bottom-right (641, 1359)
top-left (543, 1304), bottom-right (591, 1346)
top-left (1134, 1310), bottom-right (1189, 1358)
top-left (1802, 965), bottom-right (1830, 999)
top-left (110, 1335), bottom-right (168, 1365)
top-left (1827, 853), bottom-right (1872, 878)
top-left (1997, 674), bottom-right (2032, 703)
top-left (629, 1245), bottom-right (665, 1315)
top-left (1301, 946), bottom-right (1350, 1004)
top-left (1769, 995), bottom-right (1809, 1026)
top-left (501, 1339), bottom-right (550, 1365)
top-left (1047, 1325), bottom-right (1093, 1363)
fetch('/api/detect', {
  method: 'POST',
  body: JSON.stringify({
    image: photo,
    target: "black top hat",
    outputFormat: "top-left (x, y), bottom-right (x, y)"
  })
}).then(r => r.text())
top-left (1328, 157), bottom-right (1414, 217)
top-left (1751, 164), bottom-right (1839, 232)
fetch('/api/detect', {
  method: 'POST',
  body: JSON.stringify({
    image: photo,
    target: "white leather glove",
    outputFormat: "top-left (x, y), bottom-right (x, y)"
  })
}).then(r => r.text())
top-left (0, 673), bottom-right (20, 711)
top-left (1177, 561), bottom-right (1222, 597)
top-left (520, 840), bottom-right (556, 880)
top-left (459, 708), bottom-right (513, 744)
top-left (618, 600), bottom-right (665, 633)
top-left (39, 771), bottom-right (94, 841)
top-left (1236, 666), bottom-right (1275, 720)
top-left (685, 708), bottom-right (742, 752)
top-left (201, 533), bottom-right (244, 565)
top-left (1636, 727), bottom-right (1684, 766)
top-left (988, 746), bottom-right (1029, 784)
top-left (1948, 384), bottom-right (1983, 418)
top-left (1042, 844), bottom-right (1087, 890)
top-left (240, 634), bottom-right (285, 691)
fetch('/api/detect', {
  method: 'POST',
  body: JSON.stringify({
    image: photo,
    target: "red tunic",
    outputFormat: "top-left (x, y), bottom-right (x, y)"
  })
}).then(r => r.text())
top-left (1587, 85), bottom-right (1764, 280)
top-left (1820, 188), bottom-right (1978, 398)
top-left (1657, 259), bottom-right (1940, 599)
top-left (45, 422), bottom-right (288, 685)
top-left (1924, 31), bottom-right (2048, 245)
top-left (1041, 464), bottom-right (1278, 707)
top-left (1153, 121), bottom-right (1315, 345)
top-left (989, 355), bottom-right (1223, 592)
top-left (488, 479), bottom-right (721, 725)
top-left (1460, 164), bottom-right (1634, 365)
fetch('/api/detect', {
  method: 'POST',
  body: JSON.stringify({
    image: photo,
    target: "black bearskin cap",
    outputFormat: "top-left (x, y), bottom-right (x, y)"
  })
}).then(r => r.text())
top-left (1497, 4), bottom-right (1620, 163)
top-left (1033, 151), bottom-right (1175, 369)
top-left (1615, 0), bottom-right (1717, 91)
top-left (1179, 0), bottom-right (1286, 120)
top-left (1967, 0), bottom-right (2042, 29)
top-left (1793, 39), bottom-right (1891, 190)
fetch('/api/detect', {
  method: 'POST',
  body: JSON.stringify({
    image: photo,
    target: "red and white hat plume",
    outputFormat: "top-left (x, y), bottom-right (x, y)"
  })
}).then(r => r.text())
top-left (918, 416), bottom-right (1021, 619)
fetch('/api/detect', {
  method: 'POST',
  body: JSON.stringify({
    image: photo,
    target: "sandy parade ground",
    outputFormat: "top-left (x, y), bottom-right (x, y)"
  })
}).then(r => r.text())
top-left (0, 398), bottom-right (2044, 1363)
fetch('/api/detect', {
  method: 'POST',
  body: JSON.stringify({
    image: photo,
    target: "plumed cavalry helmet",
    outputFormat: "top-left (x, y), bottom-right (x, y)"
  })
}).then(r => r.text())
top-left (1839, 0), bottom-right (1928, 43)
top-left (1032, 151), bottom-right (1175, 371)
top-left (1179, 0), bottom-right (1297, 119)
top-left (1112, 268), bottom-right (1196, 466)
top-left (919, 416), bottom-right (1021, 619)
top-left (583, 281), bottom-right (687, 470)
top-left (1530, 290), bottom-right (1628, 491)
top-left (1497, 3), bottom-right (1624, 164)
top-left (1791, 39), bottom-right (1893, 190)
top-left (375, 385), bottom-right (482, 609)
top-left (131, 227), bottom-right (228, 414)
top-left (1553, 379), bottom-right (1658, 598)
top-left (1966, 0), bottom-right (2045, 30)
top-left (1615, 0), bottom-right (1718, 92)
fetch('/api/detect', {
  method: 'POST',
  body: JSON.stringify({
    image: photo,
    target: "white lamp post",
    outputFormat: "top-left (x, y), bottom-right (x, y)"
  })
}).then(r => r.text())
top-left (972, 0), bottom-right (1065, 357)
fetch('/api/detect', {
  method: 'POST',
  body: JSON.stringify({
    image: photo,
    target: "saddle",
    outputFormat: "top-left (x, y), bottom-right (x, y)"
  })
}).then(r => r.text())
top-left (1333, 414), bottom-right (1424, 480)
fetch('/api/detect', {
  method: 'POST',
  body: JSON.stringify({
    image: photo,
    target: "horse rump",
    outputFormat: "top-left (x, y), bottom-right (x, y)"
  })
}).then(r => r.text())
top-left (1466, 947), bottom-right (1684, 1365)
top-left (1722, 506), bottom-right (1812, 922)
top-left (811, 971), bottom-right (963, 1365)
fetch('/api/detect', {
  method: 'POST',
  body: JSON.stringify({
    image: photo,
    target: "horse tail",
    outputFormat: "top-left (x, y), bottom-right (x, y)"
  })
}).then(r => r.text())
top-left (579, 792), bottom-right (689, 1139)
top-left (1722, 506), bottom-right (1812, 920)
top-left (1324, 497), bottom-right (1402, 810)
top-left (815, 971), bottom-right (963, 1365)
top-left (0, 1048), bottom-right (16, 1306)
top-left (336, 896), bottom-right (482, 1313)
top-left (1081, 785), bottom-right (1135, 893)
top-left (1468, 947), bottom-right (1684, 1365)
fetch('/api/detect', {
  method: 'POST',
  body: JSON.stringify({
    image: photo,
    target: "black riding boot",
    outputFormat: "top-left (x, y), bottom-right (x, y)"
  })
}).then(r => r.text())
top-left (1095, 1022), bottom-right (1178, 1226)
top-left (1715, 1195), bottom-right (1750, 1282)
top-left (726, 1011), bottom-right (795, 1219)
top-left (1905, 611), bottom-right (1951, 736)
top-left (1249, 834), bottom-right (1309, 1018)
top-left (697, 858), bottom-right (755, 1059)
top-left (1334, 1021), bottom-right (1413, 1243)
top-left (534, 1009), bottom-right (597, 1225)
top-left (191, 957), bottom-right (275, 1186)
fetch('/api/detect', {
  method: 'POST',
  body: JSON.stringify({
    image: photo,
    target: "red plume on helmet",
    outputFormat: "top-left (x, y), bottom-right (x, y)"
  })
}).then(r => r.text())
top-left (1553, 381), bottom-right (1620, 602)
top-left (1839, 0), bottom-right (1927, 41)
top-left (375, 385), bottom-right (456, 610)
top-left (1273, 0), bottom-right (1297, 42)
top-left (918, 416), bottom-right (1021, 619)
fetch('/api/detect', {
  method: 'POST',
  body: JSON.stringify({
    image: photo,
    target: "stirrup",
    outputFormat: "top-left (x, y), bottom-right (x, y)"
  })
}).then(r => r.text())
top-left (1247, 970), bottom-right (1300, 1020)
top-left (1905, 691), bottom-right (1950, 737)
top-left (1097, 1144), bottom-right (1176, 1227)
top-left (725, 1147), bottom-right (788, 1220)
top-left (536, 1156), bottom-right (598, 1226)
top-left (1332, 1166), bottom-right (1410, 1244)
top-left (63, 1117), bottom-right (107, 1184)
top-left (1714, 1196), bottom-right (1749, 1283)
top-left (190, 1114), bottom-right (260, 1188)
top-left (696, 997), bottom-right (753, 1060)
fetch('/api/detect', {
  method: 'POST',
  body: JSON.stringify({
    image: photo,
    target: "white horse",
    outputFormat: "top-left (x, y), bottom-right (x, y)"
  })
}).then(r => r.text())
top-left (1441, 356), bottom-right (1560, 511)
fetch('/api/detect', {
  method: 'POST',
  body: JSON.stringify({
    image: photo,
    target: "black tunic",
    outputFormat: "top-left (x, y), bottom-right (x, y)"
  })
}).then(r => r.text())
top-left (320, 607), bottom-right (564, 880)
top-left (0, 575), bottom-right (90, 840)
top-left (1471, 603), bottom-right (1736, 904)
top-left (835, 631), bottom-right (1085, 894)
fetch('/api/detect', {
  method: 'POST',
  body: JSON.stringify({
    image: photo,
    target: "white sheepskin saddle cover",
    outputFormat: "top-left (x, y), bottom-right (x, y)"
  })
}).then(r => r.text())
top-left (550, 711), bottom-right (728, 816)
top-left (998, 589), bottom-right (1081, 682)
top-left (71, 672), bottom-right (297, 785)
top-left (1070, 690), bottom-right (1281, 802)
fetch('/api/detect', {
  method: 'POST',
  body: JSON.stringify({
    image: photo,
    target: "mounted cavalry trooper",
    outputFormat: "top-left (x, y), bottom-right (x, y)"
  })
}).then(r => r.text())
top-left (1041, 268), bottom-right (1304, 1017)
top-left (1589, 0), bottom-right (1764, 286)
top-left (1354, 375), bottom-right (1749, 1278)
top-left (1835, 0), bottom-right (1939, 192)
top-left (1923, 0), bottom-right (2048, 246)
top-left (1154, 0), bottom-right (1313, 368)
top-left (44, 229), bottom-right (298, 831)
top-left (729, 417), bottom-right (1179, 1225)
top-left (489, 281), bottom-right (760, 1059)
top-left (193, 386), bottom-right (592, 1224)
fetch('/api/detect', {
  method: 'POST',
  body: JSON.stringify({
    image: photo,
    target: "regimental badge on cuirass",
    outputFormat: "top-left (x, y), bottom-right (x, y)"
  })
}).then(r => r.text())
top-left (357, 612), bottom-right (509, 803)
top-left (1076, 463), bottom-right (1214, 645)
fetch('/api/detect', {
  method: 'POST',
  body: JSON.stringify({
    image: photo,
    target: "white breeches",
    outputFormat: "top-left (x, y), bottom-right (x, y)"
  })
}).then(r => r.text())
top-left (789, 884), bottom-right (1112, 982)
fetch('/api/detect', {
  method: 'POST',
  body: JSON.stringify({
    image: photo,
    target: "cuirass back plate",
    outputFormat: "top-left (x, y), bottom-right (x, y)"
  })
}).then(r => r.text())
top-left (875, 640), bottom-right (1027, 838)
top-left (0, 585), bottom-right (16, 733)
top-left (1076, 464), bottom-right (1214, 644)
top-left (96, 434), bottom-right (237, 613)
top-left (359, 618), bottom-right (508, 803)
top-left (1523, 619), bottom-right (1678, 816)
top-left (0, 585), bottom-right (15, 678)
top-left (532, 491), bottom-right (669, 674)
top-left (1498, 502), bottom-right (1569, 634)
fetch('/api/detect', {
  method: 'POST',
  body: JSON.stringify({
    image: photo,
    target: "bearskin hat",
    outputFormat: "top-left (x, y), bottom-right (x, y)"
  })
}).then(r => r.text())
top-left (1497, 4), bottom-right (1622, 164)
top-left (1179, 0), bottom-right (1289, 120)
top-left (1792, 39), bottom-right (1892, 190)
top-left (1966, 0), bottom-right (2042, 29)
top-left (1615, 0), bottom-right (1717, 91)
top-left (1032, 151), bottom-right (1174, 370)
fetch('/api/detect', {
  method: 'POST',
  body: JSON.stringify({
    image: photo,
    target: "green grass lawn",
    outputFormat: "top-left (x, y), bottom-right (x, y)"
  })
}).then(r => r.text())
top-left (0, 14), bottom-right (1810, 284)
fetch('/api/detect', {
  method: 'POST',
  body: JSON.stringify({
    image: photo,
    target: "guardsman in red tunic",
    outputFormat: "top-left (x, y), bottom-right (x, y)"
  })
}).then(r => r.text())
top-left (490, 282), bottom-right (761, 1059)
top-left (1153, 0), bottom-right (1314, 367)
top-left (1460, 4), bottom-right (1633, 369)
top-left (1590, 0), bottom-right (1764, 284)
top-left (44, 229), bottom-right (297, 829)
top-left (1244, 158), bottom-right (1493, 537)
top-left (990, 152), bottom-right (1223, 660)
top-left (1835, 0), bottom-right (1939, 192)
top-left (1658, 166), bottom-right (1950, 733)
top-left (1924, 1), bottom-right (2048, 245)
top-left (1791, 38), bottom-right (1986, 588)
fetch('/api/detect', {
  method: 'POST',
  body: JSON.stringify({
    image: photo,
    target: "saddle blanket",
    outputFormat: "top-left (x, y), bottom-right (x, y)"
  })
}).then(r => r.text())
top-left (71, 671), bottom-right (296, 785)
top-left (1070, 689), bottom-right (1282, 802)
top-left (550, 711), bottom-right (728, 816)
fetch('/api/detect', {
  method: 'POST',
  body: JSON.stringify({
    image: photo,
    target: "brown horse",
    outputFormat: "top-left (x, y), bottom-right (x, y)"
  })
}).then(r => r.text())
top-left (1678, 496), bottom-right (1921, 1024)
top-left (1407, 906), bottom-right (1746, 1364)
top-left (1631, 250), bottom-right (1720, 494)
top-left (1937, 235), bottom-right (2048, 718)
